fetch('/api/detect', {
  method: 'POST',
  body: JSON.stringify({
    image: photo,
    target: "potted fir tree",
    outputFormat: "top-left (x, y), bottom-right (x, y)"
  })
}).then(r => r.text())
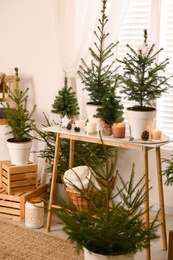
top-left (95, 87), bottom-right (124, 135)
top-left (118, 29), bottom-right (172, 139)
top-left (51, 76), bottom-right (79, 127)
top-left (1, 67), bottom-right (36, 165)
top-left (53, 133), bottom-right (160, 260)
top-left (78, 0), bottom-right (123, 130)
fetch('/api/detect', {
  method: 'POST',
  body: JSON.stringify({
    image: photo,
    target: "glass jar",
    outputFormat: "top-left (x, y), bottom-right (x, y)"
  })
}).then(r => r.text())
top-left (25, 197), bottom-right (44, 229)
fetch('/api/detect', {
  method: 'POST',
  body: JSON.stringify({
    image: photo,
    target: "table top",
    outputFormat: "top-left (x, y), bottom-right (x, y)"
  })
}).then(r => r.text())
top-left (43, 125), bottom-right (171, 151)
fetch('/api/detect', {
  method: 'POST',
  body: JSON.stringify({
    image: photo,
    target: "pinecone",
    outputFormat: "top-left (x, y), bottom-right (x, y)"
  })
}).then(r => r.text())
top-left (66, 123), bottom-right (72, 130)
top-left (74, 126), bottom-right (80, 132)
top-left (141, 130), bottom-right (149, 141)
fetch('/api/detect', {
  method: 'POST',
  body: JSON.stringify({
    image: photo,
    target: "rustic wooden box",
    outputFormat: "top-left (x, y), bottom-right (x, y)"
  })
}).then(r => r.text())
top-left (0, 183), bottom-right (47, 223)
top-left (0, 161), bottom-right (38, 194)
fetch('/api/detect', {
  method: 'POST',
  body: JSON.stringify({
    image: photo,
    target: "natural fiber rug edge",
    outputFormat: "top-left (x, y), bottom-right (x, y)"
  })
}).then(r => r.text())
top-left (0, 218), bottom-right (84, 260)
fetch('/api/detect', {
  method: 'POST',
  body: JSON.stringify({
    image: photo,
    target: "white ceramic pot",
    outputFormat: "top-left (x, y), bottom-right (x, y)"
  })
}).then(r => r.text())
top-left (54, 183), bottom-right (67, 203)
top-left (84, 248), bottom-right (134, 260)
top-left (7, 140), bottom-right (32, 165)
top-left (126, 109), bottom-right (156, 139)
top-left (86, 103), bottom-right (102, 131)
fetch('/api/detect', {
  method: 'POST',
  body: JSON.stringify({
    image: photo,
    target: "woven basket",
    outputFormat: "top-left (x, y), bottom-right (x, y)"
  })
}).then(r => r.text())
top-left (62, 175), bottom-right (116, 211)
top-left (65, 186), bottom-right (102, 211)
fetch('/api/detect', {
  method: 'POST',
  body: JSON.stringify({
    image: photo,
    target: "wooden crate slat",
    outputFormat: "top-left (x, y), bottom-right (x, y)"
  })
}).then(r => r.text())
top-left (0, 199), bottom-right (20, 209)
top-left (0, 213), bottom-right (20, 222)
top-left (3, 163), bottom-right (37, 174)
top-left (0, 206), bottom-right (20, 215)
top-left (0, 191), bottom-right (21, 201)
top-left (10, 172), bottom-right (37, 181)
top-left (10, 179), bottom-right (37, 188)
top-left (10, 186), bottom-right (36, 193)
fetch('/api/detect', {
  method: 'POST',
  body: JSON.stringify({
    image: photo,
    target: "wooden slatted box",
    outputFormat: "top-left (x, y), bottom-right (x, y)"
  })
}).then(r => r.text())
top-left (0, 183), bottom-right (47, 223)
top-left (0, 161), bottom-right (38, 194)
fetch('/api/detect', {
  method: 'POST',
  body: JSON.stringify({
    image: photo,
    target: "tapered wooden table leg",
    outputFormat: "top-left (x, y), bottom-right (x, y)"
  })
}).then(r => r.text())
top-left (143, 147), bottom-right (151, 260)
top-left (168, 230), bottom-right (173, 260)
top-left (69, 139), bottom-right (74, 168)
top-left (155, 147), bottom-right (167, 250)
top-left (46, 133), bottom-right (60, 232)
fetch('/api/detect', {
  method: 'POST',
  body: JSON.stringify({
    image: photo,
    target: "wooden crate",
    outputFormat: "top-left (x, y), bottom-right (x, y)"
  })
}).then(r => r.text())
top-left (0, 161), bottom-right (38, 194)
top-left (0, 183), bottom-right (47, 223)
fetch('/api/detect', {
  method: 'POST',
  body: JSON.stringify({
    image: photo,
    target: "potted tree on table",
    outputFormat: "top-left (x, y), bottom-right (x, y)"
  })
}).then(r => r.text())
top-left (118, 29), bottom-right (172, 139)
top-left (1, 67), bottom-right (36, 165)
top-left (53, 134), bottom-right (160, 260)
top-left (51, 76), bottom-right (79, 127)
top-left (78, 0), bottom-right (124, 132)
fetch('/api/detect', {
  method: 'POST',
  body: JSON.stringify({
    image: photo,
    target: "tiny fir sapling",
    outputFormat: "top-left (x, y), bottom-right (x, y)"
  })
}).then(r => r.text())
top-left (51, 76), bottom-right (79, 120)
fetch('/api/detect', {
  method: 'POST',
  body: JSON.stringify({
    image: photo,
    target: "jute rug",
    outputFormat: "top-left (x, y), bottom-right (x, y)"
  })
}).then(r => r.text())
top-left (0, 219), bottom-right (84, 260)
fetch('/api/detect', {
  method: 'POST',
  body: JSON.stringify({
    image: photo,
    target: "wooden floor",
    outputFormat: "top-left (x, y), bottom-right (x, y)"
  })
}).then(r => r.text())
top-left (4, 211), bottom-right (173, 260)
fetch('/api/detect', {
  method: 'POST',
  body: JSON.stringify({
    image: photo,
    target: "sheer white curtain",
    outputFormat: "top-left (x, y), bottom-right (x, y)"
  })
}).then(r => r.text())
top-left (53, 0), bottom-right (101, 77)
top-left (53, 0), bottom-right (129, 117)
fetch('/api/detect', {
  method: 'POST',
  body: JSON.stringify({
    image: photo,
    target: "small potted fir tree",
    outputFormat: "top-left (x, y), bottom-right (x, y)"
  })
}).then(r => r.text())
top-left (78, 0), bottom-right (123, 130)
top-left (51, 76), bottom-right (79, 127)
top-left (95, 86), bottom-right (124, 135)
top-left (118, 29), bottom-right (172, 139)
top-left (1, 67), bottom-right (36, 165)
top-left (53, 134), bottom-right (160, 260)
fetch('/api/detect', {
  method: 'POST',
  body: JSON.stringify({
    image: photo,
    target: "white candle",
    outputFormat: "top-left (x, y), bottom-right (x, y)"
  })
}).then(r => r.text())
top-left (87, 121), bottom-right (97, 133)
top-left (151, 129), bottom-right (162, 140)
top-left (75, 120), bottom-right (85, 131)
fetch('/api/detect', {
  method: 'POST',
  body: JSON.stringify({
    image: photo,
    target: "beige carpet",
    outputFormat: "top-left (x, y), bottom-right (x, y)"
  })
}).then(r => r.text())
top-left (0, 219), bottom-right (84, 260)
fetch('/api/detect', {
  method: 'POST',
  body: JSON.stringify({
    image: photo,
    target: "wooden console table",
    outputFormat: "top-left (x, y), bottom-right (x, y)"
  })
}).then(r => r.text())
top-left (43, 125), bottom-right (170, 260)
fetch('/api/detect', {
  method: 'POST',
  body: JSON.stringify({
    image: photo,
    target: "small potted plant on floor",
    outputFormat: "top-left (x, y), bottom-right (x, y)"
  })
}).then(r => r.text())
top-left (1, 67), bottom-right (36, 165)
top-left (118, 29), bottom-right (172, 139)
top-left (53, 133), bottom-right (160, 260)
top-left (78, 0), bottom-right (122, 127)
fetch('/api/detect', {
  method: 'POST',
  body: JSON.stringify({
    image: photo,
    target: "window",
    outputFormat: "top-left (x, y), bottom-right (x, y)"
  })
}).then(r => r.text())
top-left (114, 0), bottom-right (173, 149)
top-left (157, 0), bottom-right (173, 149)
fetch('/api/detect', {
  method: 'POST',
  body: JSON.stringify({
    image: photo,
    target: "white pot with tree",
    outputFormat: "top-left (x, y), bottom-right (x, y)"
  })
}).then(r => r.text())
top-left (118, 29), bottom-right (172, 140)
top-left (1, 67), bottom-right (36, 165)
top-left (78, 0), bottom-right (123, 132)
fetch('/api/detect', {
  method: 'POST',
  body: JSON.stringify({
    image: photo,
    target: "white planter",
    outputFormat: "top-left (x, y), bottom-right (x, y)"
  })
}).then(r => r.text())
top-left (54, 183), bottom-right (67, 203)
top-left (84, 248), bottom-right (134, 260)
top-left (7, 140), bottom-right (32, 165)
top-left (126, 109), bottom-right (156, 139)
top-left (86, 103), bottom-right (102, 131)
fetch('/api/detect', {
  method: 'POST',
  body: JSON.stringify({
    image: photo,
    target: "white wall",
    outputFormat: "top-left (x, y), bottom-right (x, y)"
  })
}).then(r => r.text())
top-left (0, 0), bottom-right (172, 214)
top-left (0, 0), bottom-right (63, 166)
